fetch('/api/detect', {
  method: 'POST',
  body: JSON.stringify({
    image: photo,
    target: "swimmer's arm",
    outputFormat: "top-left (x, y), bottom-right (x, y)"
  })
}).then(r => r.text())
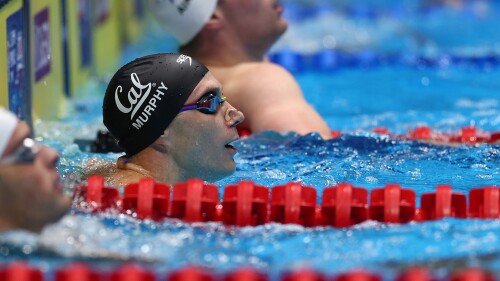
top-left (232, 64), bottom-right (332, 139)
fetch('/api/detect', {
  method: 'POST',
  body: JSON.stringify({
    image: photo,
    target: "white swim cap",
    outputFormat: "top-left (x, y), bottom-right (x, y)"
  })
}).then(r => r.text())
top-left (0, 107), bottom-right (19, 158)
top-left (148, 0), bottom-right (218, 45)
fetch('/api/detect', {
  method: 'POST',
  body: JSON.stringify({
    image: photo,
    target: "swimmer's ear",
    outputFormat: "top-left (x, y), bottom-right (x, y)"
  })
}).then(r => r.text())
top-left (204, 8), bottom-right (223, 30)
top-left (151, 130), bottom-right (169, 154)
top-left (151, 140), bottom-right (168, 154)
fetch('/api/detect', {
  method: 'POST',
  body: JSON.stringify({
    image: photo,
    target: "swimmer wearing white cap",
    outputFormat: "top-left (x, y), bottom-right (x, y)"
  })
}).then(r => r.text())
top-left (148, 0), bottom-right (332, 139)
top-left (0, 107), bottom-right (19, 159)
top-left (149, 0), bottom-right (217, 45)
top-left (0, 107), bottom-right (71, 232)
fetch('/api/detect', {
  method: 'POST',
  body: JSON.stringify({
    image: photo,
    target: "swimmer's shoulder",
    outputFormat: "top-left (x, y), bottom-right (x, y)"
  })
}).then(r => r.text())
top-left (208, 62), bottom-right (303, 107)
top-left (218, 62), bottom-right (298, 93)
top-left (84, 159), bottom-right (116, 180)
top-left (235, 61), bottom-right (293, 79)
top-left (210, 61), bottom-right (293, 80)
top-left (104, 169), bottom-right (141, 188)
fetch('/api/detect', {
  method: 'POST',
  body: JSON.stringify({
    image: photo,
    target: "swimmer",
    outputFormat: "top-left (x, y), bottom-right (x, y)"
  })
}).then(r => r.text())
top-left (0, 107), bottom-right (71, 233)
top-left (148, 0), bottom-right (332, 139)
top-left (101, 53), bottom-right (245, 186)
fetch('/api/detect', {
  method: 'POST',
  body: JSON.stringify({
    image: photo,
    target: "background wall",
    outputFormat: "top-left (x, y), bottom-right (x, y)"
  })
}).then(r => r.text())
top-left (0, 0), bottom-right (148, 123)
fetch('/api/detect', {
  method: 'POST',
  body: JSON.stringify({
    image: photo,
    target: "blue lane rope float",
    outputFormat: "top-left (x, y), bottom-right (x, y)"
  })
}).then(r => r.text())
top-left (268, 49), bottom-right (500, 73)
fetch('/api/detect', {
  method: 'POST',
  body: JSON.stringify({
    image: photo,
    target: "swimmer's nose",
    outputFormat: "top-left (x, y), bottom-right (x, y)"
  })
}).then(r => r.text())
top-left (38, 145), bottom-right (59, 169)
top-left (224, 107), bottom-right (245, 127)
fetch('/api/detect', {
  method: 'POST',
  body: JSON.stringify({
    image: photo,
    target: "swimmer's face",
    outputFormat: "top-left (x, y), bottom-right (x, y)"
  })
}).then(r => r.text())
top-left (218, 0), bottom-right (287, 47)
top-left (0, 122), bottom-right (71, 232)
top-left (165, 72), bottom-right (245, 182)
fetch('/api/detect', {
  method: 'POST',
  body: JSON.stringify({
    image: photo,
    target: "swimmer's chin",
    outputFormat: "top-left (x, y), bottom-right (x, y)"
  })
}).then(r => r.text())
top-left (205, 163), bottom-right (237, 183)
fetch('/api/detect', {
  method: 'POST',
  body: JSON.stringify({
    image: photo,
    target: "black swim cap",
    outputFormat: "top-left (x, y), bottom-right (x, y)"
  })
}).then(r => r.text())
top-left (103, 53), bottom-right (208, 156)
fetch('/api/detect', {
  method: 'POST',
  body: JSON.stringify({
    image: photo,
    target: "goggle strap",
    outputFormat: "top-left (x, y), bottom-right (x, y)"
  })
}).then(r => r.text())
top-left (179, 95), bottom-right (226, 113)
top-left (179, 105), bottom-right (198, 112)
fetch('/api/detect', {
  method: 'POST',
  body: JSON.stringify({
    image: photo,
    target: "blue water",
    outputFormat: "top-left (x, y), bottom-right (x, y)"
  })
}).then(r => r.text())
top-left (1, 1), bottom-right (500, 280)
top-left (301, 67), bottom-right (500, 135)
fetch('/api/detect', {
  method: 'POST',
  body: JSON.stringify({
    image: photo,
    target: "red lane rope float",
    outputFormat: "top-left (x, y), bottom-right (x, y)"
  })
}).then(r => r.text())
top-left (271, 182), bottom-right (317, 226)
top-left (331, 130), bottom-right (342, 138)
top-left (369, 184), bottom-right (416, 223)
top-left (110, 264), bottom-right (155, 281)
top-left (418, 185), bottom-right (467, 221)
top-left (2, 262), bottom-right (499, 281)
top-left (0, 262), bottom-right (43, 281)
top-left (396, 267), bottom-right (436, 281)
top-left (222, 181), bottom-right (269, 226)
top-left (386, 126), bottom-right (500, 145)
top-left (171, 178), bottom-right (220, 223)
top-left (282, 269), bottom-right (326, 281)
top-left (321, 182), bottom-right (369, 227)
top-left (122, 178), bottom-right (170, 220)
top-left (224, 268), bottom-right (268, 281)
top-left (167, 266), bottom-right (213, 281)
top-left (55, 263), bottom-right (102, 281)
top-left (469, 187), bottom-right (500, 219)
top-left (74, 177), bottom-right (500, 227)
top-left (73, 175), bottom-right (120, 211)
top-left (237, 126), bottom-right (500, 145)
top-left (450, 268), bottom-right (496, 281)
top-left (334, 271), bottom-right (382, 281)
top-left (238, 128), bottom-right (252, 137)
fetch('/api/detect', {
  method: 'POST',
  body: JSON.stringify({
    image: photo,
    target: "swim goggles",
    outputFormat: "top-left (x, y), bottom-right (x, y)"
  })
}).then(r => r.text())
top-left (180, 93), bottom-right (226, 114)
top-left (0, 138), bottom-right (42, 165)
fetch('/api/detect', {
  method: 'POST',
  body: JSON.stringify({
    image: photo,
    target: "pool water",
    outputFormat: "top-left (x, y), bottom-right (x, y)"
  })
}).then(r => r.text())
top-left (1, 1), bottom-right (500, 280)
top-left (276, 0), bottom-right (500, 56)
top-left (298, 66), bottom-right (500, 133)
